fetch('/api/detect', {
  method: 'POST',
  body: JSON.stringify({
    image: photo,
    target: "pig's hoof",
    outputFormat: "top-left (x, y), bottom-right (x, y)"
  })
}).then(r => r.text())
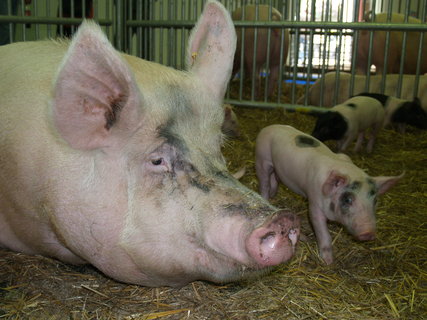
top-left (320, 247), bottom-right (333, 265)
top-left (246, 211), bottom-right (299, 267)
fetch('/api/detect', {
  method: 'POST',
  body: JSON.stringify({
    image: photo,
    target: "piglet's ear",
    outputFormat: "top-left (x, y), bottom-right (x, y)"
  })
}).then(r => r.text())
top-left (53, 21), bottom-right (142, 150)
top-left (374, 172), bottom-right (404, 195)
top-left (322, 170), bottom-right (348, 196)
top-left (186, 0), bottom-right (236, 100)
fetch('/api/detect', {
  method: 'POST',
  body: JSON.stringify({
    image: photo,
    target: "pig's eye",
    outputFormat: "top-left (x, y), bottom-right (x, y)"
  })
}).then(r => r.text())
top-left (151, 158), bottom-right (163, 166)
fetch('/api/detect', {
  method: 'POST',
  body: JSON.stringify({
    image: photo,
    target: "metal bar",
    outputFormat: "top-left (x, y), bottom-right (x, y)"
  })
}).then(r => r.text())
top-left (250, 3), bottom-right (259, 101)
top-left (238, 5), bottom-right (246, 101)
top-left (349, 0), bottom-right (360, 98)
top-left (121, 20), bottom-right (427, 31)
top-left (263, 1), bottom-right (273, 102)
top-left (0, 15), bottom-right (112, 26)
top-left (380, 11), bottom-right (393, 94)
top-left (115, 0), bottom-right (123, 50)
top-left (224, 99), bottom-right (327, 113)
top-left (396, 3), bottom-right (412, 98)
top-left (413, 0), bottom-right (427, 98)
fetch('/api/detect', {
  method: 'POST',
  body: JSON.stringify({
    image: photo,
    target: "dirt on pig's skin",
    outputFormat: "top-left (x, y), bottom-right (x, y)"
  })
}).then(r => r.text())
top-left (1, 108), bottom-right (426, 319)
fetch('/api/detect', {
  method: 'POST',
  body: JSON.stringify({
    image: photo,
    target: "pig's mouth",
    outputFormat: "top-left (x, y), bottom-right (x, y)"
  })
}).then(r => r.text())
top-left (245, 210), bottom-right (300, 267)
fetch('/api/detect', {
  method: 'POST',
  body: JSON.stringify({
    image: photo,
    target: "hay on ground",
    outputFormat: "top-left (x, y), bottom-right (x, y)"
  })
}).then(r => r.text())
top-left (1, 94), bottom-right (426, 319)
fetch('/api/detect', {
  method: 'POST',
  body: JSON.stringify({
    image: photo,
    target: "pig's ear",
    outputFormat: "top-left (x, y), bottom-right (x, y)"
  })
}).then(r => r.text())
top-left (52, 21), bottom-right (142, 150)
top-left (186, 1), bottom-right (236, 100)
top-left (224, 105), bottom-right (232, 119)
top-left (322, 170), bottom-right (348, 196)
top-left (374, 172), bottom-right (404, 195)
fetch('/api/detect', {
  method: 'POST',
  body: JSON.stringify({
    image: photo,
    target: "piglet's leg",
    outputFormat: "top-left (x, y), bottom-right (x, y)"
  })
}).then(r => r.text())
top-left (353, 131), bottom-right (364, 152)
top-left (366, 123), bottom-right (382, 153)
top-left (309, 203), bottom-right (334, 264)
top-left (337, 136), bottom-right (352, 153)
top-left (256, 162), bottom-right (275, 199)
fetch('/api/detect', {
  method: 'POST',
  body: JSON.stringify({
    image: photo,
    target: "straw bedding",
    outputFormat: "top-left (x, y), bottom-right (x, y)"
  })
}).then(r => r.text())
top-left (0, 84), bottom-right (426, 319)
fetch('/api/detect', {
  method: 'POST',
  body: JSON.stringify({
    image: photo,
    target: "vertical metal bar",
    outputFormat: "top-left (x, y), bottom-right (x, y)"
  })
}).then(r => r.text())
top-left (364, 0), bottom-right (377, 92)
top-left (34, 0), bottom-right (39, 40)
top-left (413, 0), bottom-right (427, 98)
top-left (250, 2), bottom-right (259, 101)
top-left (115, 0), bottom-right (123, 51)
top-left (276, 4), bottom-right (286, 104)
top-left (70, 0), bottom-right (75, 35)
top-left (128, 0), bottom-right (133, 55)
top-left (380, 10), bottom-right (394, 94)
top-left (305, 0), bottom-right (316, 103)
top-left (293, 0), bottom-right (305, 105)
top-left (181, 0), bottom-right (186, 70)
top-left (46, 0), bottom-right (51, 38)
top-left (319, 0), bottom-right (330, 107)
top-left (238, 4), bottom-right (246, 101)
top-left (150, 0), bottom-right (154, 61)
top-left (263, 1), bottom-right (273, 101)
top-left (396, 2), bottom-right (412, 98)
top-left (159, 0), bottom-right (164, 65)
top-left (349, 0), bottom-right (360, 97)
top-left (332, 0), bottom-right (344, 106)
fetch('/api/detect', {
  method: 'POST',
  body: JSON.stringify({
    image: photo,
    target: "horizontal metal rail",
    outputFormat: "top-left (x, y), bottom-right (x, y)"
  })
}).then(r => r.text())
top-left (125, 20), bottom-right (427, 32)
top-left (0, 15), bottom-right (112, 26)
top-left (225, 99), bottom-right (327, 113)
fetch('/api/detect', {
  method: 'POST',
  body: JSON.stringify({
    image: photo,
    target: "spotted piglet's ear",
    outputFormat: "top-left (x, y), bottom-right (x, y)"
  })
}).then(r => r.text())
top-left (322, 170), bottom-right (348, 196)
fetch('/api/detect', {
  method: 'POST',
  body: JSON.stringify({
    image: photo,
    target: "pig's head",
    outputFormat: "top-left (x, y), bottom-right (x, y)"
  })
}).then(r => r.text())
top-left (392, 98), bottom-right (427, 129)
top-left (312, 111), bottom-right (347, 141)
top-left (50, 1), bottom-right (299, 287)
top-left (321, 170), bottom-right (403, 241)
top-left (221, 104), bottom-right (241, 138)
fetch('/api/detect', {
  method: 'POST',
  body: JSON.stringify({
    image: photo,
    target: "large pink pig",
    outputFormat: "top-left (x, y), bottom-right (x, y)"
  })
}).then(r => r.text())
top-left (232, 4), bottom-right (289, 98)
top-left (0, 1), bottom-right (300, 287)
top-left (256, 125), bottom-right (403, 264)
top-left (355, 13), bottom-right (427, 75)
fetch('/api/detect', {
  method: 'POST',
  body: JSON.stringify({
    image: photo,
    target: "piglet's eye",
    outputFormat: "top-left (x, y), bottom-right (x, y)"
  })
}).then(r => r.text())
top-left (151, 158), bottom-right (163, 166)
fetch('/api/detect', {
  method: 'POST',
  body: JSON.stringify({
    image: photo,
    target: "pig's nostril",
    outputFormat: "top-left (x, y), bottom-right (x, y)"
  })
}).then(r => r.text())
top-left (357, 232), bottom-right (375, 241)
top-left (261, 232), bottom-right (277, 249)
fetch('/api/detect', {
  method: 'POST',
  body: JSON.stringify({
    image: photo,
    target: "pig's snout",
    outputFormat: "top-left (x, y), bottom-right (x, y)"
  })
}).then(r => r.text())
top-left (246, 211), bottom-right (300, 267)
top-left (356, 231), bottom-right (376, 241)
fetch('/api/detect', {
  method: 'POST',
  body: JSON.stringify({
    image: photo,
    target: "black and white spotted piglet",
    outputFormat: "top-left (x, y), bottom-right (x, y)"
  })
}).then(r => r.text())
top-left (256, 125), bottom-right (403, 264)
top-left (311, 95), bottom-right (385, 153)
top-left (355, 92), bottom-right (427, 132)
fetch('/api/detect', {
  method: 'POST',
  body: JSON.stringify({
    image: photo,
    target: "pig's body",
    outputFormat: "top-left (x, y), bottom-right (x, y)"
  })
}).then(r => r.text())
top-left (297, 72), bottom-right (427, 110)
top-left (355, 13), bottom-right (427, 75)
top-left (355, 92), bottom-right (427, 130)
top-left (311, 96), bottom-right (385, 153)
top-left (0, 2), bottom-right (300, 288)
top-left (232, 5), bottom-right (289, 98)
top-left (255, 125), bottom-right (403, 264)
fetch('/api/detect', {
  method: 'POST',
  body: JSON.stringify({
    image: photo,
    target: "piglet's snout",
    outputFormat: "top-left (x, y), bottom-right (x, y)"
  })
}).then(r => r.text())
top-left (245, 211), bottom-right (300, 267)
top-left (356, 232), bottom-right (376, 241)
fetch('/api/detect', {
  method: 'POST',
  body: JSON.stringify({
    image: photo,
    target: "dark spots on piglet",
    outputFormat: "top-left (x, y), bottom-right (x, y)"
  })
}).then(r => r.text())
top-left (295, 135), bottom-right (320, 148)
top-left (345, 103), bottom-right (357, 108)
top-left (355, 92), bottom-right (389, 106)
top-left (329, 202), bottom-right (335, 212)
top-left (348, 181), bottom-right (361, 191)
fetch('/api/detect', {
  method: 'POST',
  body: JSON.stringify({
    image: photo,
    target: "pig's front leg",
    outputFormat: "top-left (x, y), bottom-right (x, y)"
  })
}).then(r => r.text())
top-left (353, 131), bottom-right (364, 152)
top-left (337, 135), bottom-right (351, 153)
top-left (256, 161), bottom-right (278, 199)
top-left (309, 202), bottom-right (334, 264)
top-left (366, 122), bottom-right (382, 153)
